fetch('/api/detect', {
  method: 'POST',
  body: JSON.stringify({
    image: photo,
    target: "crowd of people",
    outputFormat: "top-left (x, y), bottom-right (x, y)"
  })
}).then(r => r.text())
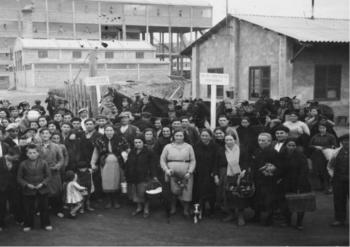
top-left (0, 93), bottom-right (348, 234)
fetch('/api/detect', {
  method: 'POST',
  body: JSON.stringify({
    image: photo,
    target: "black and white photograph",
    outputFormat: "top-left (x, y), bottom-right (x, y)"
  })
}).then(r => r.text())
top-left (0, 0), bottom-right (348, 246)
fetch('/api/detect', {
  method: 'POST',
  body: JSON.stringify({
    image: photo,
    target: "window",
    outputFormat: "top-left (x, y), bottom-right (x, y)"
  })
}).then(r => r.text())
top-left (201, 8), bottom-right (212, 18)
top-left (72, 51), bottom-right (82, 59)
top-left (314, 65), bottom-right (341, 100)
top-left (249, 66), bottom-right (270, 100)
top-left (38, 50), bottom-right (48, 58)
top-left (105, 52), bottom-right (114, 59)
top-left (207, 68), bottom-right (224, 99)
top-left (135, 52), bottom-right (144, 59)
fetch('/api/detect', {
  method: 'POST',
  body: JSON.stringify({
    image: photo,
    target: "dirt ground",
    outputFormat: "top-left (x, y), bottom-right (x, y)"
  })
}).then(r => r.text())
top-left (0, 190), bottom-right (348, 246)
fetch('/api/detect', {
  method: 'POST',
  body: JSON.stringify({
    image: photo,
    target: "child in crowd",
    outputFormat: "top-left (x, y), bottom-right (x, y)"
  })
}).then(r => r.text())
top-left (17, 144), bottom-right (52, 232)
top-left (64, 170), bottom-right (87, 218)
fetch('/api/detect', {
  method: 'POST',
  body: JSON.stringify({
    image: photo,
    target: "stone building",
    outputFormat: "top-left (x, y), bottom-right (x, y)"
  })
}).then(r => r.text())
top-left (14, 38), bottom-right (169, 89)
top-left (181, 14), bottom-right (349, 117)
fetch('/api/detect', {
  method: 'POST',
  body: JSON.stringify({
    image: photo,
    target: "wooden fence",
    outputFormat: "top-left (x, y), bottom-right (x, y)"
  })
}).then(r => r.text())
top-left (64, 79), bottom-right (98, 117)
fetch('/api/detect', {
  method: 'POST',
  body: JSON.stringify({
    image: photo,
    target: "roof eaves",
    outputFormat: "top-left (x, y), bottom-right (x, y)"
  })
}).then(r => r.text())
top-left (180, 15), bottom-right (231, 56)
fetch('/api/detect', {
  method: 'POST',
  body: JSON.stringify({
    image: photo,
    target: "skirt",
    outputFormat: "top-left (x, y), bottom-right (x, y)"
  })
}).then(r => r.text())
top-left (168, 162), bottom-right (193, 202)
top-left (77, 169), bottom-right (92, 193)
top-left (101, 154), bottom-right (121, 193)
top-left (47, 170), bottom-right (62, 197)
top-left (129, 183), bottom-right (148, 203)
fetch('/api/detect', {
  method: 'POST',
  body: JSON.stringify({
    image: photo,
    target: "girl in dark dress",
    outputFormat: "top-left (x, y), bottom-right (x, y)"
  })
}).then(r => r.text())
top-left (280, 138), bottom-right (311, 230)
top-left (193, 129), bottom-right (218, 216)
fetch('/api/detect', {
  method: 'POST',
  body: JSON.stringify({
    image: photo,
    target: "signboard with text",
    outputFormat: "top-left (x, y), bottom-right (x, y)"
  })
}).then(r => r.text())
top-left (84, 76), bottom-right (110, 87)
top-left (200, 73), bottom-right (229, 86)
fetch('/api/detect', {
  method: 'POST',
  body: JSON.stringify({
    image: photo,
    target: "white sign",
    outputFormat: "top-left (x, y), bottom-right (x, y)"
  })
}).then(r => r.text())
top-left (200, 73), bottom-right (229, 85)
top-left (84, 76), bottom-right (110, 86)
top-left (199, 73), bottom-right (230, 129)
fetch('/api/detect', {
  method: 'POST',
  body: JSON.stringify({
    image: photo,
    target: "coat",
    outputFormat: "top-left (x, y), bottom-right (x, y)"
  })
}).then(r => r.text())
top-left (114, 124), bottom-right (139, 147)
top-left (251, 146), bottom-right (280, 210)
top-left (38, 142), bottom-right (64, 196)
top-left (215, 145), bottom-right (251, 175)
top-left (0, 142), bottom-right (17, 192)
top-left (236, 125), bottom-right (258, 155)
top-left (64, 138), bottom-right (81, 171)
top-left (279, 150), bottom-right (311, 193)
top-left (193, 141), bottom-right (218, 202)
top-left (80, 131), bottom-right (102, 164)
top-left (17, 158), bottom-right (51, 196)
top-left (125, 147), bottom-right (156, 184)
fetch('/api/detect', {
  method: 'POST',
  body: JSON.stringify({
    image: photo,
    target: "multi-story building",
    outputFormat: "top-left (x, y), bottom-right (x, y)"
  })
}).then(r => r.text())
top-left (0, 0), bottom-right (213, 89)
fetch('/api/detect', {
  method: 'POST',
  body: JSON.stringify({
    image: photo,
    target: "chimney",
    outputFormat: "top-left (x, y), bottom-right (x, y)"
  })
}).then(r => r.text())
top-left (21, 4), bottom-right (34, 38)
top-left (311, 0), bottom-right (315, 19)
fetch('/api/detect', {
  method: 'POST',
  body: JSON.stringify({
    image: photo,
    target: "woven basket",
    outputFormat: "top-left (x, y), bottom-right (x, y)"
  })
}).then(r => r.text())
top-left (285, 192), bottom-right (316, 212)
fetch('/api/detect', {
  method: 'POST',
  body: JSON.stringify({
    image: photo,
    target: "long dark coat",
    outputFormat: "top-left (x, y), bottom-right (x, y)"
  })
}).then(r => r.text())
top-left (236, 125), bottom-right (258, 156)
top-left (193, 141), bottom-right (218, 203)
top-left (279, 150), bottom-right (311, 194)
top-left (251, 146), bottom-right (279, 211)
top-left (125, 148), bottom-right (156, 184)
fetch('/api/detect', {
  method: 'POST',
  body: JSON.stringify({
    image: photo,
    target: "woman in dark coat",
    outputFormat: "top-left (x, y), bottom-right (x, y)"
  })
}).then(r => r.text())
top-left (251, 132), bottom-right (280, 226)
top-left (64, 131), bottom-right (81, 172)
top-left (125, 135), bottom-right (157, 218)
top-left (213, 128), bottom-right (225, 148)
top-left (280, 138), bottom-right (311, 230)
top-left (153, 126), bottom-right (172, 181)
top-left (65, 131), bottom-right (94, 212)
top-left (216, 133), bottom-right (251, 226)
top-left (236, 116), bottom-right (258, 156)
top-left (193, 129), bottom-right (218, 216)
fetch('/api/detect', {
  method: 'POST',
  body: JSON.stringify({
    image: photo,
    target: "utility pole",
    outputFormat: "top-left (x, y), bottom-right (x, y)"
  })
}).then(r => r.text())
top-left (88, 48), bottom-right (99, 116)
top-left (311, 0), bottom-right (315, 19)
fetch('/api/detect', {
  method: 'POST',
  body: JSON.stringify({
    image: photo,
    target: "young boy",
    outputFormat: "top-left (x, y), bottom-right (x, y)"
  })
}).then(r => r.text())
top-left (17, 144), bottom-right (53, 232)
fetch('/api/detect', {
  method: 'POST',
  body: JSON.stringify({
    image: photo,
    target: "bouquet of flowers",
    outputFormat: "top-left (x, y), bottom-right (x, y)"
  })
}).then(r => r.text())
top-left (259, 163), bottom-right (277, 176)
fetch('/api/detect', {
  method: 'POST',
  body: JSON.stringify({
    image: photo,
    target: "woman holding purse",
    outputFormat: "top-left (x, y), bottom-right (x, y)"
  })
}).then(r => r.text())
top-left (280, 138), bottom-right (312, 230)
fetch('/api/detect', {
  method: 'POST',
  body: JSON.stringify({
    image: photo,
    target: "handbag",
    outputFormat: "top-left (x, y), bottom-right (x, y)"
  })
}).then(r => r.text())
top-left (285, 192), bottom-right (316, 212)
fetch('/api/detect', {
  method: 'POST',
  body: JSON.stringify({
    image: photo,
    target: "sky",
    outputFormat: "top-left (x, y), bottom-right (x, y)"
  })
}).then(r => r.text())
top-left (210, 0), bottom-right (349, 24)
